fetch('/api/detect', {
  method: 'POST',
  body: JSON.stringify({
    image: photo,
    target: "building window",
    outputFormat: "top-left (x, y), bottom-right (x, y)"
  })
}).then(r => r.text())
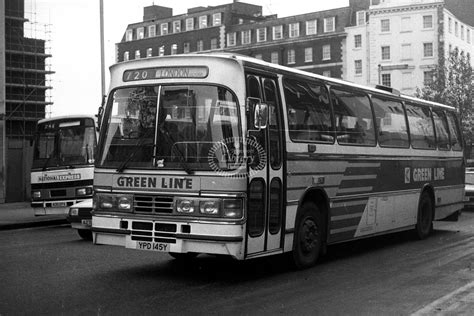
top-left (255, 54), bottom-right (263, 60)
top-left (186, 18), bottom-right (194, 31)
top-left (273, 25), bottom-right (283, 40)
top-left (423, 15), bottom-right (433, 29)
top-left (171, 44), bottom-right (177, 55)
top-left (148, 25), bottom-right (156, 37)
top-left (289, 23), bottom-right (300, 38)
top-left (324, 17), bottom-right (335, 32)
top-left (381, 46), bottom-right (390, 60)
top-left (322, 44), bottom-right (331, 60)
top-left (401, 17), bottom-right (411, 32)
top-left (461, 25), bottom-right (464, 40)
top-left (199, 16), bottom-right (207, 29)
top-left (161, 23), bottom-right (168, 35)
top-left (354, 34), bottom-right (362, 48)
top-left (137, 27), bottom-right (144, 39)
top-left (212, 13), bottom-right (222, 26)
top-left (227, 32), bottom-right (236, 46)
top-left (305, 47), bottom-right (313, 62)
top-left (401, 43), bottom-right (412, 60)
top-left (257, 28), bottom-right (267, 42)
top-left (323, 70), bottom-right (331, 77)
top-left (424, 71), bottom-right (434, 85)
top-left (173, 20), bottom-right (181, 33)
top-left (381, 19), bottom-right (390, 32)
top-left (197, 40), bottom-right (204, 51)
top-left (381, 73), bottom-right (391, 86)
top-left (183, 42), bottom-right (190, 53)
top-left (287, 49), bottom-right (295, 64)
top-left (271, 52), bottom-right (279, 64)
top-left (242, 30), bottom-right (251, 44)
top-left (159, 46), bottom-right (164, 56)
top-left (357, 11), bottom-right (366, 26)
top-left (423, 42), bottom-right (433, 57)
top-left (448, 17), bottom-right (452, 33)
top-left (123, 51), bottom-right (129, 61)
top-left (306, 20), bottom-right (317, 35)
top-left (135, 50), bottom-right (141, 59)
top-left (455, 21), bottom-right (458, 36)
top-left (210, 38), bottom-right (218, 50)
top-left (146, 48), bottom-right (152, 57)
top-left (355, 60), bottom-right (362, 75)
top-left (126, 29), bottom-right (133, 41)
top-left (401, 72), bottom-right (413, 89)
top-left (467, 29), bottom-right (471, 44)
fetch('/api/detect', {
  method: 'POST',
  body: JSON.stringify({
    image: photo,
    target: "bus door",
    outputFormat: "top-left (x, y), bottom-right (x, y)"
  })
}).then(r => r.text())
top-left (245, 74), bottom-right (284, 256)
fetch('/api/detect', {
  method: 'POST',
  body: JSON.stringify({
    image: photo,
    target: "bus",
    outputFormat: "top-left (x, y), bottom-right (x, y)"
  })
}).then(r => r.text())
top-left (31, 115), bottom-right (98, 215)
top-left (92, 54), bottom-right (464, 268)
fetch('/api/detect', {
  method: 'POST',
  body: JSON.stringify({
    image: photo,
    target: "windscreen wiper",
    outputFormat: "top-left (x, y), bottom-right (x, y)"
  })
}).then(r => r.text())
top-left (116, 129), bottom-right (155, 173)
top-left (158, 124), bottom-right (193, 175)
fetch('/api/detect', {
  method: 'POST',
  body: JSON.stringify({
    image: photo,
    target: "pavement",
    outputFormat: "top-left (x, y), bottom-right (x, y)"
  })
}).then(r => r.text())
top-left (0, 202), bottom-right (68, 230)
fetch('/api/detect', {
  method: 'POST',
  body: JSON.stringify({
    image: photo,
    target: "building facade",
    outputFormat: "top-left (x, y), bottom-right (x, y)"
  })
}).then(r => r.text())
top-left (2, 0), bottom-right (53, 202)
top-left (345, 0), bottom-right (473, 95)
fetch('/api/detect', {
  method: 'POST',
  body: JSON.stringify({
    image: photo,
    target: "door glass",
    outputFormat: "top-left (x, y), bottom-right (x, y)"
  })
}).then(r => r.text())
top-left (264, 79), bottom-right (282, 169)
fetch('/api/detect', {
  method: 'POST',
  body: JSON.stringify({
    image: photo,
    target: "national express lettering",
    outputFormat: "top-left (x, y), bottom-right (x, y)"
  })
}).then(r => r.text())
top-left (116, 176), bottom-right (193, 189)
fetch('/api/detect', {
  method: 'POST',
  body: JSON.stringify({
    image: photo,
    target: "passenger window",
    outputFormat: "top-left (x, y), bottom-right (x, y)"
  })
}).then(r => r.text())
top-left (331, 88), bottom-right (375, 146)
top-left (284, 78), bottom-right (334, 143)
top-left (432, 110), bottom-right (450, 150)
top-left (446, 112), bottom-right (463, 151)
top-left (371, 97), bottom-right (409, 148)
top-left (405, 103), bottom-right (435, 149)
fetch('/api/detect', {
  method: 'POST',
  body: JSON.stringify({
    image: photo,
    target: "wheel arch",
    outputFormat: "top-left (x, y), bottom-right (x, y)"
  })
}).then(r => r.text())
top-left (419, 183), bottom-right (435, 216)
top-left (297, 186), bottom-right (330, 242)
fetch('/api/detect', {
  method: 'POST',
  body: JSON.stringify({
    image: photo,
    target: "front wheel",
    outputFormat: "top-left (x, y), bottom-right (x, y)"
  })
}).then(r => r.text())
top-left (292, 202), bottom-right (324, 269)
top-left (415, 192), bottom-right (434, 239)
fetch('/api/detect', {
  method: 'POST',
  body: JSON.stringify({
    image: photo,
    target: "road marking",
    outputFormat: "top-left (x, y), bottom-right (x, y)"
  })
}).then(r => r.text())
top-left (412, 281), bottom-right (474, 315)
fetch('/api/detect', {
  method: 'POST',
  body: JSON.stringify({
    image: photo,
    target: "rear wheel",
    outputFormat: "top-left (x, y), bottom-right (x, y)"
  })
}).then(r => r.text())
top-left (77, 229), bottom-right (92, 240)
top-left (415, 192), bottom-right (434, 239)
top-left (292, 202), bottom-right (324, 269)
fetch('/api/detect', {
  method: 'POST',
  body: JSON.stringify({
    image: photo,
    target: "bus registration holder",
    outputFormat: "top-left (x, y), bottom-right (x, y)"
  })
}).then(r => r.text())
top-left (136, 241), bottom-right (169, 252)
top-left (52, 201), bottom-right (67, 207)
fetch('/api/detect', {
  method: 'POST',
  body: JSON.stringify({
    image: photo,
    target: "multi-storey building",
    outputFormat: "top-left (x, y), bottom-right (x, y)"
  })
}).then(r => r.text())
top-left (116, 1), bottom-right (368, 79)
top-left (345, 0), bottom-right (473, 95)
top-left (2, 0), bottom-right (53, 202)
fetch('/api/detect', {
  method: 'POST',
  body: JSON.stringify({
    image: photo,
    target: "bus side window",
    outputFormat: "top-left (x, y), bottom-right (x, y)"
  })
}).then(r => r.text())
top-left (432, 110), bottom-right (450, 150)
top-left (446, 112), bottom-right (463, 151)
top-left (405, 103), bottom-right (436, 150)
top-left (331, 88), bottom-right (375, 146)
top-left (371, 97), bottom-right (409, 148)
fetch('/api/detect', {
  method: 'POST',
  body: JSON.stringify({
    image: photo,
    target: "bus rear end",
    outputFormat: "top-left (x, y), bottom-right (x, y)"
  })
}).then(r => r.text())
top-left (31, 116), bottom-right (97, 215)
top-left (92, 56), bottom-right (251, 259)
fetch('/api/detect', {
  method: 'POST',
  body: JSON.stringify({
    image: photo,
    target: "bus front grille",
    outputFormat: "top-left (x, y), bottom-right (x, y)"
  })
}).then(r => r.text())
top-left (130, 220), bottom-right (177, 244)
top-left (134, 195), bottom-right (174, 214)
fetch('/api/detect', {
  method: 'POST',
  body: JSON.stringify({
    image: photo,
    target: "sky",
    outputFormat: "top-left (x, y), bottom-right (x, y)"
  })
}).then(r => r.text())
top-left (25, 0), bottom-right (349, 117)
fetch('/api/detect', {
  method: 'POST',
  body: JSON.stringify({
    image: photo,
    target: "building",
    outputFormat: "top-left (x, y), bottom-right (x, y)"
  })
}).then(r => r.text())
top-left (345, 0), bottom-right (473, 95)
top-left (2, 0), bottom-right (53, 202)
top-left (116, 1), bottom-right (369, 79)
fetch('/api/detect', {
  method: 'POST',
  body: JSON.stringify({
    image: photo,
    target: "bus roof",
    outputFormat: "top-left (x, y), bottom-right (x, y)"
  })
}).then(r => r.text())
top-left (112, 53), bottom-right (456, 112)
top-left (37, 114), bottom-right (97, 125)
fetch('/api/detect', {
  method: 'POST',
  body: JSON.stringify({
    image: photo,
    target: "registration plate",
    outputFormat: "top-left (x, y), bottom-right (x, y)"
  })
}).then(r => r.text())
top-left (81, 219), bottom-right (92, 226)
top-left (51, 202), bottom-right (67, 207)
top-left (136, 241), bottom-right (169, 252)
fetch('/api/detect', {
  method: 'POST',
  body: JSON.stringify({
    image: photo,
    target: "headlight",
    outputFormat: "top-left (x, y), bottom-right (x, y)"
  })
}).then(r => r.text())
top-left (69, 208), bottom-right (79, 216)
top-left (176, 199), bottom-right (195, 213)
top-left (200, 200), bottom-right (220, 215)
top-left (94, 193), bottom-right (133, 212)
top-left (32, 191), bottom-right (41, 199)
top-left (222, 199), bottom-right (243, 218)
top-left (76, 187), bottom-right (93, 196)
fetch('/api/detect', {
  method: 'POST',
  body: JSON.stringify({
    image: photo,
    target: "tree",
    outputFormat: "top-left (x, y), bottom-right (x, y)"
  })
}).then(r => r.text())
top-left (416, 47), bottom-right (473, 155)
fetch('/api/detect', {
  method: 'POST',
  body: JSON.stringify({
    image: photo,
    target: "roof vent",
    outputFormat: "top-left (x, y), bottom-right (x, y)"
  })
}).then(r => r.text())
top-left (375, 85), bottom-right (400, 95)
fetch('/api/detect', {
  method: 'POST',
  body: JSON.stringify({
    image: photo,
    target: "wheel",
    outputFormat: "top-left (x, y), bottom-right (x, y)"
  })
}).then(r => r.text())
top-left (292, 202), bottom-right (324, 269)
top-left (169, 252), bottom-right (198, 261)
top-left (415, 192), bottom-right (434, 239)
top-left (78, 229), bottom-right (92, 240)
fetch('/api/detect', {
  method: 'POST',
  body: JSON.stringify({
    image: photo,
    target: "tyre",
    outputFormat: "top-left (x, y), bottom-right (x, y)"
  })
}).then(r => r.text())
top-left (78, 229), bottom-right (92, 240)
top-left (415, 192), bottom-right (434, 239)
top-left (292, 202), bottom-right (324, 269)
top-left (169, 252), bottom-right (198, 261)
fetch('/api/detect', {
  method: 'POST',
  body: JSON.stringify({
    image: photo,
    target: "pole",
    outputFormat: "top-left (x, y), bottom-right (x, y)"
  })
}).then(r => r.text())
top-left (100, 0), bottom-right (106, 98)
